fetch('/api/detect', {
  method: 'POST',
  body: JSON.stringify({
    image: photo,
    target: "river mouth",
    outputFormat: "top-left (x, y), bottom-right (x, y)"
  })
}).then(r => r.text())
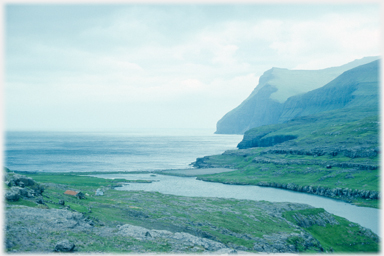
top-left (89, 173), bottom-right (380, 235)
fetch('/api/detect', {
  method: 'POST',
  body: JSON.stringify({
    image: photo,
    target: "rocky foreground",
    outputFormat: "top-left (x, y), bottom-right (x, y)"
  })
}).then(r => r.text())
top-left (6, 205), bottom-right (235, 253)
top-left (4, 172), bottom-right (380, 253)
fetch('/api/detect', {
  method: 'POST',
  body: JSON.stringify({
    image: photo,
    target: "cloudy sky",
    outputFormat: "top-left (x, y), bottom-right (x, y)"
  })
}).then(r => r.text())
top-left (4, 3), bottom-right (380, 132)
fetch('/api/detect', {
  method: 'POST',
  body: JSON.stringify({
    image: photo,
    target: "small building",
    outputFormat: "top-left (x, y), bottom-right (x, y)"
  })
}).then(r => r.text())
top-left (64, 190), bottom-right (85, 199)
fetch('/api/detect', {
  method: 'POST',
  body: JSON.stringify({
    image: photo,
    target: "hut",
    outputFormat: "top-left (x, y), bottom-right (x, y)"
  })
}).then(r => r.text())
top-left (64, 190), bottom-right (85, 199)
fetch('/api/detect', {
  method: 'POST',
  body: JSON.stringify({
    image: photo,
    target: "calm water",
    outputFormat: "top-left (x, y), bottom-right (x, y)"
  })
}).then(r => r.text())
top-left (93, 173), bottom-right (380, 235)
top-left (4, 130), bottom-right (242, 172)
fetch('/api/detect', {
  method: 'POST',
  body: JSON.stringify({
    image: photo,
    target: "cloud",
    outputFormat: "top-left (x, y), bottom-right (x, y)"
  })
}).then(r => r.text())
top-left (4, 5), bottom-right (381, 131)
top-left (268, 12), bottom-right (380, 69)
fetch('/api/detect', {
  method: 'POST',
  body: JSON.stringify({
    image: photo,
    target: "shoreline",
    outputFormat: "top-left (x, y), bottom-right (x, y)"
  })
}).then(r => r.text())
top-left (154, 167), bottom-right (237, 176)
top-left (156, 168), bottom-right (379, 209)
top-left (150, 168), bottom-right (379, 209)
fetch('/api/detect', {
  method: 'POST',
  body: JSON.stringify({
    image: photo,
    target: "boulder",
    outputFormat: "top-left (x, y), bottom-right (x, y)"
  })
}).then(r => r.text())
top-left (118, 224), bottom-right (226, 251)
top-left (5, 180), bottom-right (16, 187)
top-left (19, 187), bottom-right (35, 198)
top-left (54, 239), bottom-right (75, 252)
top-left (8, 174), bottom-right (35, 187)
top-left (5, 187), bottom-right (20, 201)
top-left (30, 184), bottom-right (45, 196)
top-left (95, 188), bottom-right (104, 196)
top-left (36, 197), bottom-right (44, 204)
top-left (76, 192), bottom-right (85, 199)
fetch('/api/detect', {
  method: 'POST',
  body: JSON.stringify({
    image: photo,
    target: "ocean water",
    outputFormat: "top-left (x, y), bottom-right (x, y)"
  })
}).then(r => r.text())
top-left (4, 129), bottom-right (243, 173)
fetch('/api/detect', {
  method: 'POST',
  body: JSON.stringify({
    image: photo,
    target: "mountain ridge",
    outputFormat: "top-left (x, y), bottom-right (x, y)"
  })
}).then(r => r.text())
top-left (216, 56), bottom-right (379, 134)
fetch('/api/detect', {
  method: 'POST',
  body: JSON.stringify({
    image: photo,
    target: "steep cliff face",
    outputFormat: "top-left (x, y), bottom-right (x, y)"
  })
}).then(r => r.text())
top-left (215, 56), bottom-right (379, 134)
top-left (216, 84), bottom-right (283, 134)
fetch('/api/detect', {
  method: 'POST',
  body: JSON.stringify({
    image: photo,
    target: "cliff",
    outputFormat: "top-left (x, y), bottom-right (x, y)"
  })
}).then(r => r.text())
top-left (215, 56), bottom-right (379, 134)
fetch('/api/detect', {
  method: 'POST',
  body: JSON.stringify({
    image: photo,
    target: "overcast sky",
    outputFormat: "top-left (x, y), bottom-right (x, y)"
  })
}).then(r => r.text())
top-left (4, 3), bottom-right (380, 132)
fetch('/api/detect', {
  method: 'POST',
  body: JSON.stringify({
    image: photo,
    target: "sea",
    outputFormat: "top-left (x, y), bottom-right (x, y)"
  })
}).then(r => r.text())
top-left (4, 129), bottom-right (243, 173)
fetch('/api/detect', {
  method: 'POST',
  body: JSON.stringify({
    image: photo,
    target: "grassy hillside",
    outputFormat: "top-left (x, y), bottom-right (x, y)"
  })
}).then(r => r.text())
top-left (194, 107), bottom-right (379, 208)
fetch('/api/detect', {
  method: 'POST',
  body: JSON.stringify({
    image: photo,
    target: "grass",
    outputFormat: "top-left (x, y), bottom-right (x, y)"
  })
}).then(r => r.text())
top-left (198, 166), bottom-right (379, 208)
top-left (200, 163), bottom-right (378, 191)
top-left (283, 208), bottom-right (379, 253)
top-left (7, 199), bottom-right (38, 208)
top-left (194, 112), bottom-right (379, 208)
top-left (5, 171), bottom-right (380, 253)
top-left (24, 172), bottom-right (151, 187)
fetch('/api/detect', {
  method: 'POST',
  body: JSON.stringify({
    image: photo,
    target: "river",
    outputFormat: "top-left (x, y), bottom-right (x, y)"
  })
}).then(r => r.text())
top-left (91, 173), bottom-right (380, 235)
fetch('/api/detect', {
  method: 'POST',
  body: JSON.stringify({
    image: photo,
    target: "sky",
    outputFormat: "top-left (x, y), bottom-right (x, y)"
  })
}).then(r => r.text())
top-left (4, 2), bottom-right (381, 132)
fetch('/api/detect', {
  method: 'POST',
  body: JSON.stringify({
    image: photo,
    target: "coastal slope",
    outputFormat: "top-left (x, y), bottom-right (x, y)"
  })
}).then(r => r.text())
top-left (194, 60), bottom-right (379, 208)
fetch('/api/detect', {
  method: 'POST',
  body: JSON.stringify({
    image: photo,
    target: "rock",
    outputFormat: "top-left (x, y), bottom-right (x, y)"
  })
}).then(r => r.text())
top-left (291, 211), bottom-right (339, 228)
top-left (19, 187), bottom-right (35, 198)
top-left (7, 174), bottom-right (35, 187)
top-left (58, 199), bottom-right (65, 205)
top-left (54, 239), bottom-right (75, 252)
top-left (173, 232), bottom-right (225, 251)
top-left (76, 192), bottom-right (85, 199)
top-left (6, 174), bottom-right (44, 197)
top-left (5, 187), bottom-right (20, 201)
top-left (118, 224), bottom-right (226, 251)
top-left (95, 188), bottom-right (104, 196)
top-left (6, 206), bottom-right (95, 252)
top-left (286, 183), bottom-right (297, 190)
top-left (30, 184), bottom-right (45, 196)
top-left (369, 191), bottom-right (379, 199)
top-left (5, 185), bottom-right (37, 201)
top-left (5, 180), bottom-right (16, 187)
top-left (36, 197), bottom-right (44, 204)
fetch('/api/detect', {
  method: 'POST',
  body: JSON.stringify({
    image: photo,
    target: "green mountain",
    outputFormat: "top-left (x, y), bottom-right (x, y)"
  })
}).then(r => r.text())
top-left (238, 59), bottom-right (379, 149)
top-left (279, 60), bottom-right (379, 123)
top-left (216, 56), bottom-right (379, 134)
top-left (193, 59), bottom-right (380, 208)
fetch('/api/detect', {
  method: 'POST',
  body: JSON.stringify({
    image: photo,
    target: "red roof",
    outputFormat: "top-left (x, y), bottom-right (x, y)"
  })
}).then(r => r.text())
top-left (64, 190), bottom-right (78, 196)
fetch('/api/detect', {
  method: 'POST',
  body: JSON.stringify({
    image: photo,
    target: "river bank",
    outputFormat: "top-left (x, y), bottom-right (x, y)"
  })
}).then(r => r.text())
top-left (5, 171), bottom-right (379, 253)
top-left (156, 167), bottom-right (237, 176)
top-left (155, 167), bottom-right (379, 209)
top-left (196, 175), bottom-right (379, 208)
